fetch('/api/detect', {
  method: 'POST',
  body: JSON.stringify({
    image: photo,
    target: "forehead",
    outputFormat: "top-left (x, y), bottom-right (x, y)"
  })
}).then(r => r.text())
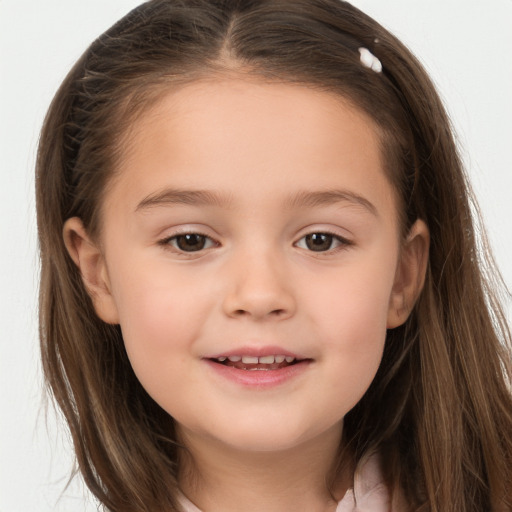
top-left (132, 78), bottom-right (382, 150)
top-left (106, 78), bottom-right (397, 221)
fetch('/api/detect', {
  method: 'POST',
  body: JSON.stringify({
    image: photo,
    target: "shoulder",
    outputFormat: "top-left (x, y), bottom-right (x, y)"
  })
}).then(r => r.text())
top-left (336, 454), bottom-right (409, 512)
top-left (177, 493), bottom-right (202, 512)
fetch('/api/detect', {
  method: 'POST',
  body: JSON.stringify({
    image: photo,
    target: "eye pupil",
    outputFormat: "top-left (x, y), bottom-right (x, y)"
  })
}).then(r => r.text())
top-left (176, 234), bottom-right (206, 252)
top-left (305, 233), bottom-right (333, 251)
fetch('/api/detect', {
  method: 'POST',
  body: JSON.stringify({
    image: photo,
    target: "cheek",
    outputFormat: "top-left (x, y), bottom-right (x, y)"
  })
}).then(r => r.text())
top-left (304, 256), bottom-right (396, 398)
top-left (107, 260), bottom-right (211, 380)
top-left (310, 257), bottom-right (395, 341)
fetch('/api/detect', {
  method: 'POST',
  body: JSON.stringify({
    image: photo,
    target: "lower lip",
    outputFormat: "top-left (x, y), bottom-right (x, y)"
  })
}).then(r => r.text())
top-left (204, 359), bottom-right (311, 388)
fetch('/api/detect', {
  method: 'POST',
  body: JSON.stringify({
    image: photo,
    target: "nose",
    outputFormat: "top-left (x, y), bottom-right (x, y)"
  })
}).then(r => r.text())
top-left (221, 249), bottom-right (296, 321)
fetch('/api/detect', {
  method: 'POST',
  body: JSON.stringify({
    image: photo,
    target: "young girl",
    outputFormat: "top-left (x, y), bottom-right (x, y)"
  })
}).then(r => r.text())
top-left (35, 0), bottom-right (512, 511)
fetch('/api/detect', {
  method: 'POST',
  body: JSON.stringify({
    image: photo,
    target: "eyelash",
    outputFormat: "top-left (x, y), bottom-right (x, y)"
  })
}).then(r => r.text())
top-left (158, 230), bottom-right (353, 255)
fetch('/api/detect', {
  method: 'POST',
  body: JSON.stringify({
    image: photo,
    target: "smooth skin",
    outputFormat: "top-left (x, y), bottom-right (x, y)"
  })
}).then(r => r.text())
top-left (64, 78), bottom-right (429, 512)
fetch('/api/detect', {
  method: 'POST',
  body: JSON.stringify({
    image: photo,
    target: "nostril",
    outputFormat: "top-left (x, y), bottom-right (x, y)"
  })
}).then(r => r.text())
top-left (223, 290), bottom-right (296, 319)
top-left (232, 308), bottom-right (286, 317)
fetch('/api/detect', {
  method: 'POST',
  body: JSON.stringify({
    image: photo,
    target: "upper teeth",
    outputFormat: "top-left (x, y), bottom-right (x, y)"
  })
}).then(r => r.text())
top-left (217, 355), bottom-right (296, 364)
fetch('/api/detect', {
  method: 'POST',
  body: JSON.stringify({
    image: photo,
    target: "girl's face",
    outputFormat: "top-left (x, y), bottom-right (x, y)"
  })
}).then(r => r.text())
top-left (68, 78), bottom-right (427, 455)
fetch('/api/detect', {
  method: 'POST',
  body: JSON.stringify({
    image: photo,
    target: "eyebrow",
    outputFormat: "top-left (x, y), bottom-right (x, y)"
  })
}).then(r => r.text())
top-left (135, 187), bottom-right (378, 216)
top-left (285, 189), bottom-right (378, 216)
top-left (135, 188), bottom-right (232, 211)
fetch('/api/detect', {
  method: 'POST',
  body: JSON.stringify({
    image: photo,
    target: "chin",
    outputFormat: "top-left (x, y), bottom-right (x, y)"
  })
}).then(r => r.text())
top-left (225, 433), bottom-right (305, 453)
top-left (208, 417), bottom-right (339, 454)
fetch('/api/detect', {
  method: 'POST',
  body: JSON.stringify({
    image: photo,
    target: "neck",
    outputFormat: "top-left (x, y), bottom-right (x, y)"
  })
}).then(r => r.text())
top-left (177, 423), bottom-right (349, 512)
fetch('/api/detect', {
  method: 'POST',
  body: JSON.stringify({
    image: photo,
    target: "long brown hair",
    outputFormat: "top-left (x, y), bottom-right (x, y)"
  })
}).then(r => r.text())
top-left (36, 1), bottom-right (512, 510)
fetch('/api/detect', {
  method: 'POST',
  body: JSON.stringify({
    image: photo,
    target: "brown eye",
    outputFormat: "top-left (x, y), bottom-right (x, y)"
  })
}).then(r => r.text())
top-left (295, 232), bottom-right (350, 252)
top-left (170, 234), bottom-right (211, 252)
top-left (304, 233), bottom-right (334, 251)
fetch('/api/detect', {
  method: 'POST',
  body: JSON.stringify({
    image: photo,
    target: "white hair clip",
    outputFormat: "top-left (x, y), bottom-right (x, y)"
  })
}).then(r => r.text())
top-left (358, 47), bottom-right (382, 73)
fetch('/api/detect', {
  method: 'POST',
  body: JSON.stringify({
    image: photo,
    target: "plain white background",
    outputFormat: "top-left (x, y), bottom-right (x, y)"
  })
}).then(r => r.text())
top-left (1, 1), bottom-right (511, 510)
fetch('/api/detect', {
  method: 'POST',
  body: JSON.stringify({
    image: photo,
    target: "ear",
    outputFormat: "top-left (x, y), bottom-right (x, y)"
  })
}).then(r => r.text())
top-left (387, 219), bottom-right (430, 329)
top-left (63, 217), bottom-right (120, 324)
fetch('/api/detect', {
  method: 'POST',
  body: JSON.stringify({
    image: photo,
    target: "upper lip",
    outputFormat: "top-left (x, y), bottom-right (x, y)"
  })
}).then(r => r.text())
top-left (205, 345), bottom-right (307, 360)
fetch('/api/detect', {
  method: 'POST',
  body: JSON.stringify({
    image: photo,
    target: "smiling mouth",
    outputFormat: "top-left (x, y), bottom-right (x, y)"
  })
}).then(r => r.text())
top-left (209, 355), bottom-right (306, 371)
